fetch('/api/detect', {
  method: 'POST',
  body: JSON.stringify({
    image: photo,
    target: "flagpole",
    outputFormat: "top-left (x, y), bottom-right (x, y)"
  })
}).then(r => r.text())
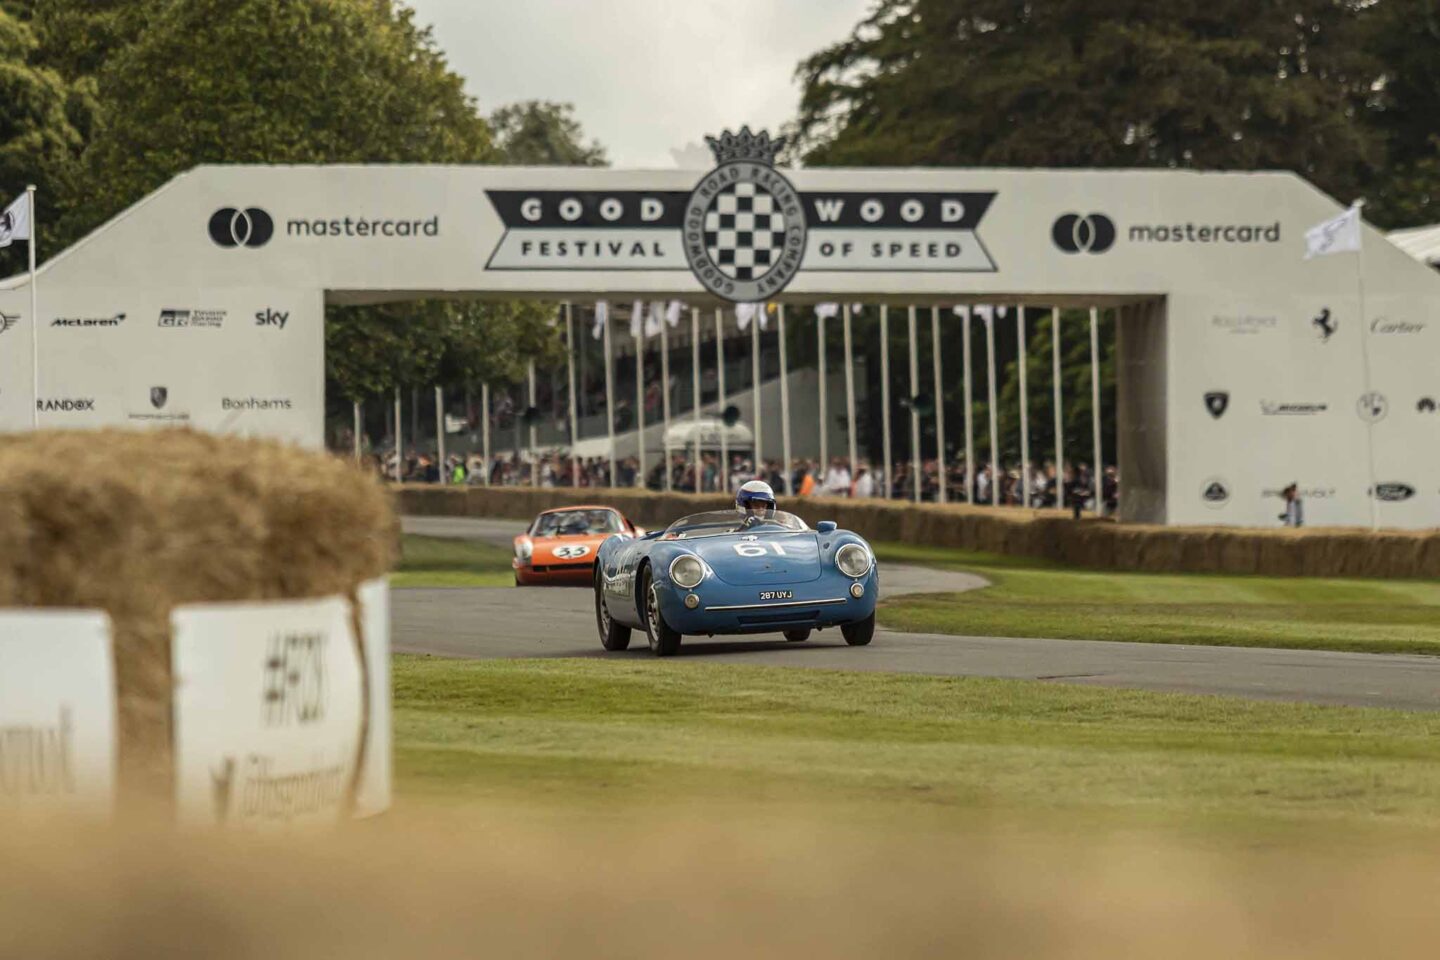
top-left (481, 382), bottom-right (490, 485)
top-left (1052, 307), bottom-right (1063, 509)
top-left (1355, 205), bottom-right (1379, 531)
top-left (635, 317), bottom-right (645, 490)
top-left (1017, 305), bottom-right (1031, 508)
top-left (751, 305), bottom-right (762, 479)
top-left (393, 386), bottom-right (403, 483)
top-left (931, 305), bottom-right (947, 504)
top-left (602, 304), bottom-right (616, 488)
top-left (528, 360), bottom-right (538, 487)
top-left (353, 400), bottom-right (362, 463)
top-left (660, 306), bottom-right (672, 492)
top-left (28, 184), bottom-right (38, 429)
top-left (566, 303), bottom-right (579, 487)
top-left (818, 308), bottom-right (828, 469)
top-left (961, 307), bottom-right (975, 503)
top-left (984, 306), bottom-right (1000, 506)
top-left (843, 303), bottom-right (858, 491)
top-left (715, 307), bottom-right (728, 492)
top-left (435, 385), bottom-right (446, 484)
top-left (908, 305), bottom-right (921, 503)
top-left (691, 307), bottom-right (702, 491)
top-left (778, 304), bottom-right (793, 495)
top-left (880, 304), bottom-right (892, 499)
top-left (1089, 307), bottom-right (1103, 517)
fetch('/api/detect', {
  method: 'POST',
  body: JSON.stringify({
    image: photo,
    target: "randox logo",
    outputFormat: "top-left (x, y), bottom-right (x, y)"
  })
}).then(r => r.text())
top-left (36, 398), bottom-right (95, 412)
top-left (1312, 307), bottom-right (1337, 342)
top-left (1201, 477), bottom-right (1231, 508)
top-left (1204, 391), bottom-right (1229, 419)
top-left (682, 127), bottom-right (806, 302)
top-left (209, 207), bottom-right (274, 248)
top-left (1356, 392), bottom-right (1389, 423)
top-left (0, 312), bottom-right (17, 335)
top-left (1370, 483), bottom-right (1415, 502)
top-left (1052, 213), bottom-right (1116, 254)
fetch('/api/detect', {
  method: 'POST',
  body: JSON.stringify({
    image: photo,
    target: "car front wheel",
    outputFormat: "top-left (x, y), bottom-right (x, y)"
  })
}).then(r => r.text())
top-left (640, 566), bottom-right (682, 657)
top-left (841, 612), bottom-right (875, 647)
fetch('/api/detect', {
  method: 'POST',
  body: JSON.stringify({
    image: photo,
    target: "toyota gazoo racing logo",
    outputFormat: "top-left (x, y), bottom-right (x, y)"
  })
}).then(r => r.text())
top-left (1052, 213), bottom-right (1116, 254)
top-left (209, 207), bottom-right (274, 248)
top-left (682, 127), bottom-right (806, 302)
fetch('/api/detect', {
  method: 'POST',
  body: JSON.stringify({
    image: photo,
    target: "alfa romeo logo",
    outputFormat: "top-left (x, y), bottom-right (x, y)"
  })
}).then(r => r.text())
top-left (683, 127), bottom-right (807, 302)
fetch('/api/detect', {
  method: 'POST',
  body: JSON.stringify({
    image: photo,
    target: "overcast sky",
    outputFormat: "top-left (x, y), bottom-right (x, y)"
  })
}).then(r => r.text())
top-left (404, 0), bottom-right (872, 168)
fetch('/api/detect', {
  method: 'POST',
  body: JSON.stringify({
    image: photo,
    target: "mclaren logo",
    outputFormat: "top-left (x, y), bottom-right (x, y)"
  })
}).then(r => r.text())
top-left (209, 207), bottom-right (274, 248)
top-left (682, 127), bottom-right (806, 302)
top-left (1052, 213), bottom-right (1116, 254)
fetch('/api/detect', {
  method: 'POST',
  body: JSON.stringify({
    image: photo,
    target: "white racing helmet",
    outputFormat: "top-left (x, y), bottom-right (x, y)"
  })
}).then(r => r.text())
top-left (735, 479), bottom-right (777, 520)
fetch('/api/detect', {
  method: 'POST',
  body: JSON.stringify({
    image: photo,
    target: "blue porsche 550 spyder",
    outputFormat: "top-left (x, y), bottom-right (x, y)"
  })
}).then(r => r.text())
top-left (593, 509), bottom-right (879, 656)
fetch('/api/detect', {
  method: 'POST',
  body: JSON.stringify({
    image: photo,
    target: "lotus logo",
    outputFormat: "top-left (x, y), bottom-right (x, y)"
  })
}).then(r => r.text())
top-left (1052, 213), bottom-right (1116, 254)
top-left (1201, 477), bottom-right (1231, 508)
top-left (1370, 483), bottom-right (1415, 502)
top-left (1204, 391), bottom-right (1229, 419)
top-left (208, 207), bottom-right (274, 248)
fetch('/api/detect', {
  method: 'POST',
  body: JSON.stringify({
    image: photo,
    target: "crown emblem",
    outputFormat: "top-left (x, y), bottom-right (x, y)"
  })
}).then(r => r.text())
top-left (704, 126), bottom-right (785, 167)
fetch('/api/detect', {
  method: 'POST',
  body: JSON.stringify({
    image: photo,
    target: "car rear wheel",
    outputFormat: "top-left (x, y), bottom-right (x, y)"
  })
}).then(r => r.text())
top-left (783, 629), bottom-right (811, 642)
top-left (841, 613), bottom-right (875, 647)
top-left (640, 567), bottom-right (682, 657)
top-left (595, 567), bottom-right (631, 651)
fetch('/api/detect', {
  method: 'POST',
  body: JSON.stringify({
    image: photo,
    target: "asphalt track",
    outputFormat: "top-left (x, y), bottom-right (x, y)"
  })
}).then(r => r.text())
top-left (396, 517), bottom-right (1440, 711)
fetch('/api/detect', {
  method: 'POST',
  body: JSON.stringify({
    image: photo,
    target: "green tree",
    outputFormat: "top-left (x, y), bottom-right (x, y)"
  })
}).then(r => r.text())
top-left (490, 100), bottom-right (607, 166)
top-left (1363, 1), bottom-right (1440, 227)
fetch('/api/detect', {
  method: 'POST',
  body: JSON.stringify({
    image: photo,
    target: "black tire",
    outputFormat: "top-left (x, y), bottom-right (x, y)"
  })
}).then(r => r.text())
top-left (595, 567), bottom-right (631, 651)
top-left (841, 613), bottom-right (875, 647)
top-left (640, 566), bottom-right (682, 657)
top-left (783, 629), bottom-right (811, 643)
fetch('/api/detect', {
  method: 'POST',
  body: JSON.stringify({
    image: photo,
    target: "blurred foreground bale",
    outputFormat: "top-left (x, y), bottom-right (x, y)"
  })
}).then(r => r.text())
top-left (0, 429), bottom-right (395, 799)
top-left (398, 485), bottom-right (1440, 578)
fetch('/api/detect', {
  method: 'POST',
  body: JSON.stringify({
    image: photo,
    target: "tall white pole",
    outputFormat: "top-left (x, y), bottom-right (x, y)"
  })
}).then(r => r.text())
top-left (1355, 225), bottom-right (1380, 531)
top-left (778, 304), bottom-right (793, 495)
top-left (715, 308), bottom-right (728, 491)
top-left (635, 320), bottom-right (645, 490)
top-left (907, 305), bottom-right (921, 503)
top-left (1017, 306), bottom-right (1031, 508)
top-left (393, 386), bottom-right (403, 484)
top-left (692, 307), bottom-right (702, 491)
top-left (527, 359), bottom-right (538, 487)
top-left (932, 305), bottom-right (947, 505)
top-left (352, 400), bottom-right (362, 463)
top-left (984, 306), bottom-right (1000, 506)
top-left (435, 385), bottom-right (446, 484)
top-left (843, 302), bottom-right (857, 489)
top-left (28, 184), bottom-right (38, 429)
top-left (818, 309), bottom-right (828, 469)
top-left (660, 308), bottom-right (672, 492)
top-left (1089, 306), bottom-right (1103, 517)
top-left (961, 307), bottom-right (975, 504)
top-left (481, 381), bottom-right (491, 486)
top-left (1052, 307), bottom-right (1064, 507)
top-left (880, 305), bottom-right (892, 499)
top-left (566, 303), bottom-right (579, 487)
top-left (751, 307), bottom-right (762, 479)
top-left (602, 305), bottom-right (616, 487)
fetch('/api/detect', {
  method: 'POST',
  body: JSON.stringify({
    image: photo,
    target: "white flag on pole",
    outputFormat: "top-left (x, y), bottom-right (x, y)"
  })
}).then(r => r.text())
top-left (630, 300), bottom-right (644, 339)
top-left (591, 300), bottom-right (609, 340)
top-left (0, 192), bottom-right (31, 248)
top-left (735, 302), bottom-right (758, 331)
top-left (815, 303), bottom-right (839, 320)
top-left (665, 300), bottom-right (682, 328)
top-left (645, 300), bottom-right (665, 338)
top-left (1304, 203), bottom-right (1362, 259)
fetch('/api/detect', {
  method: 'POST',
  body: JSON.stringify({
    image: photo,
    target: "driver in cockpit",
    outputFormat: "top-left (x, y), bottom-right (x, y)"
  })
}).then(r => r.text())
top-left (735, 479), bottom-right (777, 528)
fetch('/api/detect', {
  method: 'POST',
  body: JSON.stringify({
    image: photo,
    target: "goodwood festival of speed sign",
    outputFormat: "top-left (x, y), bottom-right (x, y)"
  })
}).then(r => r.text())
top-left (681, 128), bottom-right (806, 302)
top-left (482, 127), bottom-right (999, 300)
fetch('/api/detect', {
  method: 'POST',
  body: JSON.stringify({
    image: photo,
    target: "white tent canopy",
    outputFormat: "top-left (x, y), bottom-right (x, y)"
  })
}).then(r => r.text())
top-left (1388, 224), bottom-right (1440, 266)
top-left (662, 417), bottom-right (753, 451)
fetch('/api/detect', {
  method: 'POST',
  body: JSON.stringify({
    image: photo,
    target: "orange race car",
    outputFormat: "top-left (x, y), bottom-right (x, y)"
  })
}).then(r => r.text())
top-left (513, 505), bottom-right (644, 586)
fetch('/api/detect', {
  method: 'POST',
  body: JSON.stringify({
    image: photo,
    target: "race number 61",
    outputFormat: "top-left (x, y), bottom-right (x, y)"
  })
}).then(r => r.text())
top-left (733, 543), bottom-right (787, 558)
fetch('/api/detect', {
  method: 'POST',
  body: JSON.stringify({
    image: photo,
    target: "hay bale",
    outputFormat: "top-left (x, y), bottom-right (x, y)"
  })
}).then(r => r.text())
top-left (0, 429), bottom-right (395, 801)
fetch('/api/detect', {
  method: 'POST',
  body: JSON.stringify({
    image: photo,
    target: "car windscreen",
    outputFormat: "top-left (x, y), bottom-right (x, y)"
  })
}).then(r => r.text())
top-left (531, 510), bottom-right (623, 537)
top-left (663, 510), bottom-right (807, 538)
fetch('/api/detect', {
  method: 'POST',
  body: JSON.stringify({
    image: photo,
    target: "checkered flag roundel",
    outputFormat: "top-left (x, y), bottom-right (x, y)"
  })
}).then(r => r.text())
top-left (703, 181), bottom-right (788, 282)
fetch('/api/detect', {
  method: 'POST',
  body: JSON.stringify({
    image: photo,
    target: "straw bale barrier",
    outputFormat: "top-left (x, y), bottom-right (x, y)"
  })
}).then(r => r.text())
top-left (0, 429), bottom-right (395, 800)
top-left (398, 485), bottom-right (1440, 579)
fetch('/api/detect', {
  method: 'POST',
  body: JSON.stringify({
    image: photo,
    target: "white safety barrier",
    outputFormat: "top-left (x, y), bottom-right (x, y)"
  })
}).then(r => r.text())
top-left (0, 611), bottom-right (117, 816)
top-left (354, 577), bottom-right (391, 818)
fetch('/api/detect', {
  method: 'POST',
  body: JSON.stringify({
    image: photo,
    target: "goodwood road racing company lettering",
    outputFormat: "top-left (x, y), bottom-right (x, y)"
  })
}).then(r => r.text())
top-left (484, 128), bottom-right (998, 298)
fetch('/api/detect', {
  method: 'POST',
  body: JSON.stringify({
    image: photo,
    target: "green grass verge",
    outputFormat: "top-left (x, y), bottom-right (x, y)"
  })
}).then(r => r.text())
top-left (393, 534), bottom-right (515, 588)
top-left (874, 542), bottom-right (1440, 655)
top-left (395, 655), bottom-right (1440, 829)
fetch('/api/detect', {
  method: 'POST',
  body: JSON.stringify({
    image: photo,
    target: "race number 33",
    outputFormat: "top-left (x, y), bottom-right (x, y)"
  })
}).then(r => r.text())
top-left (733, 542), bottom-right (787, 558)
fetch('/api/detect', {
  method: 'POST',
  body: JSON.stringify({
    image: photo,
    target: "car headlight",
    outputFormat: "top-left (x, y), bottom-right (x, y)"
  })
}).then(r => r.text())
top-left (669, 554), bottom-right (705, 589)
top-left (835, 543), bottom-right (872, 578)
top-left (516, 538), bottom-right (533, 562)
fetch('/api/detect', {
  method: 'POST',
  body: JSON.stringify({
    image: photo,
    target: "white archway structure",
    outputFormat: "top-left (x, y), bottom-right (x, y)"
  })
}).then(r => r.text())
top-left (3, 163), bottom-right (1438, 528)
